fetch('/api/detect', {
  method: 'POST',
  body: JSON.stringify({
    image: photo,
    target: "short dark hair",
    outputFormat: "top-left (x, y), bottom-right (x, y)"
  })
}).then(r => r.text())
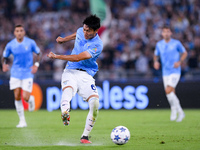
top-left (15, 24), bottom-right (24, 29)
top-left (83, 14), bottom-right (101, 31)
top-left (162, 25), bottom-right (172, 30)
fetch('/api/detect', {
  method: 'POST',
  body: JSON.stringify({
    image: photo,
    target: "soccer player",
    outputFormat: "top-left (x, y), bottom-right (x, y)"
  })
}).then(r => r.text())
top-left (2, 25), bottom-right (41, 128)
top-left (47, 15), bottom-right (103, 143)
top-left (154, 26), bottom-right (188, 122)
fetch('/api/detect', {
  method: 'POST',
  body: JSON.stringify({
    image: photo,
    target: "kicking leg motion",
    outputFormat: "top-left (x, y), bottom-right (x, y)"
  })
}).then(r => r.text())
top-left (60, 87), bottom-right (73, 126)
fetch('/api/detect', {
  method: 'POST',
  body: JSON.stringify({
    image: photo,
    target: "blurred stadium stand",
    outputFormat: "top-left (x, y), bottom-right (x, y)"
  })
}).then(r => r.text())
top-left (0, 0), bottom-right (200, 81)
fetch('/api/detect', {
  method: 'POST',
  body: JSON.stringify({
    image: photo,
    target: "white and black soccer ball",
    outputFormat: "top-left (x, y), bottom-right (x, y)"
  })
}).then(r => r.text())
top-left (110, 126), bottom-right (130, 145)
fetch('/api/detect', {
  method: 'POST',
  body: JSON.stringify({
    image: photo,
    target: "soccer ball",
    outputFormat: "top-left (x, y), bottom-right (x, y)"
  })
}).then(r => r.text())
top-left (110, 126), bottom-right (130, 145)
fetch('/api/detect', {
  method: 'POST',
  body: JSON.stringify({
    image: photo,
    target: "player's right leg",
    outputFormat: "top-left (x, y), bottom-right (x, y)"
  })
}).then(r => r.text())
top-left (10, 77), bottom-right (27, 128)
top-left (163, 76), bottom-right (177, 121)
top-left (60, 69), bottom-right (77, 126)
top-left (14, 88), bottom-right (27, 128)
top-left (60, 87), bottom-right (73, 126)
top-left (165, 86), bottom-right (177, 121)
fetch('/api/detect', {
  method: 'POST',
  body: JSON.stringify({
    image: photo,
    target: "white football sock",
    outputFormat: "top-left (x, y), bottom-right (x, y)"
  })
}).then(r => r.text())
top-left (82, 97), bottom-right (99, 137)
top-left (15, 100), bottom-right (26, 122)
top-left (166, 92), bottom-right (184, 114)
top-left (60, 88), bottom-right (73, 113)
top-left (28, 95), bottom-right (35, 111)
top-left (166, 92), bottom-right (176, 111)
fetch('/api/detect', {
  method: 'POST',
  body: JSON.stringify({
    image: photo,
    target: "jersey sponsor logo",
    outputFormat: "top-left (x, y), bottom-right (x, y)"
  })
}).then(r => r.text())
top-left (25, 46), bottom-right (28, 50)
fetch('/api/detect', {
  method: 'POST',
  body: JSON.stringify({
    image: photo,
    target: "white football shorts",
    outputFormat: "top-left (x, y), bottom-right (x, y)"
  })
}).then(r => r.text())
top-left (163, 74), bottom-right (180, 88)
top-left (61, 69), bottom-right (98, 101)
top-left (9, 77), bottom-right (33, 93)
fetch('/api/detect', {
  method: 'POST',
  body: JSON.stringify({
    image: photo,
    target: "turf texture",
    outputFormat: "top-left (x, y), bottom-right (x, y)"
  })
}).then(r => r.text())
top-left (0, 109), bottom-right (199, 150)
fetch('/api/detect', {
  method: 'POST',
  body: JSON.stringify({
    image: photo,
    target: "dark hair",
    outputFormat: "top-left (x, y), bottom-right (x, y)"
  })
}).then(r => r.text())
top-left (162, 25), bottom-right (172, 30)
top-left (83, 14), bottom-right (101, 31)
top-left (15, 24), bottom-right (24, 28)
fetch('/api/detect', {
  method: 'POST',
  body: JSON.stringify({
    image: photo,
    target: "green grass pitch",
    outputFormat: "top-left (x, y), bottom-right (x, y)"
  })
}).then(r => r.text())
top-left (0, 109), bottom-right (200, 150)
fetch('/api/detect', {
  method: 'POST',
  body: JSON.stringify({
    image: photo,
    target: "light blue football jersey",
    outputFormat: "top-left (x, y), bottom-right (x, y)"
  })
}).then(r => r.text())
top-left (3, 37), bottom-right (40, 79)
top-left (154, 38), bottom-right (186, 76)
top-left (66, 27), bottom-right (103, 76)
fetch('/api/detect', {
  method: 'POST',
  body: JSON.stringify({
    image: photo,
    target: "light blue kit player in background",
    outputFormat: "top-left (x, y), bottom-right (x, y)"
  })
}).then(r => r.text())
top-left (47, 15), bottom-right (103, 144)
top-left (2, 25), bottom-right (41, 128)
top-left (154, 26), bottom-right (188, 122)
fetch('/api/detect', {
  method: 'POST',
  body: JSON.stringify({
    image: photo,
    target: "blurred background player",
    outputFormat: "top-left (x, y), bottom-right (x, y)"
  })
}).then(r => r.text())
top-left (2, 25), bottom-right (41, 128)
top-left (47, 15), bottom-right (103, 143)
top-left (154, 26), bottom-right (188, 122)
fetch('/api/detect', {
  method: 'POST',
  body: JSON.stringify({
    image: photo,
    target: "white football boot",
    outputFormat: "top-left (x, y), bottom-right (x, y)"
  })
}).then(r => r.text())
top-left (176, 112), bottom-right (185, 122)
top-left (16, 120), bottom-right (27, 128)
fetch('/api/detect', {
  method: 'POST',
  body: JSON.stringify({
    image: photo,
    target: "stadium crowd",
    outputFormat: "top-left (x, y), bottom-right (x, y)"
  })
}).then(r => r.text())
top-left (0, 0), bottom-right (200, 80)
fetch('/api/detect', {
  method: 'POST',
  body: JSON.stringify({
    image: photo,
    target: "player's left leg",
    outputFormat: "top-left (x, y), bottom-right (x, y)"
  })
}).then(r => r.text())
top-left (80, 95), bottom-right (99, 144)
top-left (165, 74), bottom-right (185, 122)
top-left (22, 91), bottom-right (35, 112)
top-left (22, 78), bottom-right (35, 111)
top-left (76, 70), bottom-right (99, 143)
top-left (166, 88), bottom-right (185, 122)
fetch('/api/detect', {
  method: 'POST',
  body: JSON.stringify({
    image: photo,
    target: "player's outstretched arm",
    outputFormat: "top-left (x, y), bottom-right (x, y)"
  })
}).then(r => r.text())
top-left (47, 51), bottom-right (91, 62)
top-left (1, 57), bottom-right (9, 72)
top-left (56, 32), bottom-right (77, 44)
